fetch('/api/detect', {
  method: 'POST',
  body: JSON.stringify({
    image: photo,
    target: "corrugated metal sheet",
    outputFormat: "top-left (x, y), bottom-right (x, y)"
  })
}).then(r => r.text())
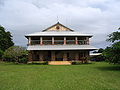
top-left (27, 45), bottom-right (97, 50)
top-left (25, 32), bottom-right (93, 37)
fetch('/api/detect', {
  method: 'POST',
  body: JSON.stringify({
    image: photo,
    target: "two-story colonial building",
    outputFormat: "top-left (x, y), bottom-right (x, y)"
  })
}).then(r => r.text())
top-left (25, 22), bottom-right (97, 65)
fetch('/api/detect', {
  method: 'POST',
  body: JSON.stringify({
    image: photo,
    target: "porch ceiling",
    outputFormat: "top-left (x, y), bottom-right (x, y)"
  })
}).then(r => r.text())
top-left (27, 45), bottom-right (97, 51)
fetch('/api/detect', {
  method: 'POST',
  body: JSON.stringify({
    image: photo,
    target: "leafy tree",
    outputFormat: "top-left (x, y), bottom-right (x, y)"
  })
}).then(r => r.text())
top-left (0, 49), bottom-right (3, 59)
top-left (103, 28), bottom-right (120, 64)
top-left (107, 28), bottom-right (120, 42)
top-left (3, 46), bottom-right (28, 63)
top-left (0, 25), bottom-right (14, 51)
top-left (93, 48), bottom-right (104, 53)
top-left (98, 48), bottom-right (104, 53)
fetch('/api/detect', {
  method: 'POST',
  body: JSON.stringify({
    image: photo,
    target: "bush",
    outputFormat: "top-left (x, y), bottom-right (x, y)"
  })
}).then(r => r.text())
top-left (3, 46), bottom-right (28, 63)
top-left (19, 57), bottom-right (28, 64)
top-left (72, 61), bottom-right (82, 65)
top-left (28, 61), bottom-right (48, 65)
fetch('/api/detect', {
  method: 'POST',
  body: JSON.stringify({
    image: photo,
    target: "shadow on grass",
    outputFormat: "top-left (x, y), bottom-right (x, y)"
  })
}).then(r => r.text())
top-left (96, 65), bottom-right (120, 71)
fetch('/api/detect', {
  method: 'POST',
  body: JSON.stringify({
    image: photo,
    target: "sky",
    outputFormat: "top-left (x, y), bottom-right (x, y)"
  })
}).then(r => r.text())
top-left (0, 0), bottom-right (120, 48)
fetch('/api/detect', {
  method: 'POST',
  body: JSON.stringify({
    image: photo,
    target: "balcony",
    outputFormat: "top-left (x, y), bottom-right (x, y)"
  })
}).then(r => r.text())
top-left (54, 40), bottom-right (64, 45)
top-left (30, 40), bottom-right (88, 45)
top-left (31, 40), bottom-right (40, 45)
top-left (78, 40), bottom-right (87, 45)
top-left (66, 40), bottom-right (75, 44)
top-left (43, 40), bottom-right (52, 45)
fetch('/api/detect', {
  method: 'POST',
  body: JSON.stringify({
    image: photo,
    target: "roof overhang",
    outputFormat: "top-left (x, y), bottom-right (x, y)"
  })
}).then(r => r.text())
top-left (27, 45), bottom-right (97, 51)
top-left (25, 32), bottom-right (93, 38)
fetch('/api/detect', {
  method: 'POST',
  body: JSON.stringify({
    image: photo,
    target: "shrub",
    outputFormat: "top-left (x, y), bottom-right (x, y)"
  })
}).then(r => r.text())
top-left (3, 46), bottom-right (28, 63)
top-left (72, 61), bottom-right (82, 65)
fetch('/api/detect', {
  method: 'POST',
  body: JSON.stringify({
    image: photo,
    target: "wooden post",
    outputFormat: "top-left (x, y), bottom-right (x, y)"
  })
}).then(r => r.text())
top-left (64, 37), bottom-right (66, 45)
top-left (86, 37), bottom-right (89, 45)
top-left (75, 37), bottom-right (78, 45)
top-left (39, 51), bottom-right (43, 61)
top-left (52, 37), bottom-right (54, 45)
top-left (28, 37), bottom-right (31, 45)
top-left (75, 51), bottom-right (79, 61)
top-left (63, 52), bottom-right (67, 61)
top-left (40, 37), bottom-right (43, 45)
top-left (28, 51), bottom-right (32, 61)
top-left (51, 51), bottom-right (55, 61)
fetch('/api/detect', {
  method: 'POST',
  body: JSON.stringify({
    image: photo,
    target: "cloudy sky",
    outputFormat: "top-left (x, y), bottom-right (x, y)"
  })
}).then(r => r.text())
top-left (0, 0), bottom-right (120, 48)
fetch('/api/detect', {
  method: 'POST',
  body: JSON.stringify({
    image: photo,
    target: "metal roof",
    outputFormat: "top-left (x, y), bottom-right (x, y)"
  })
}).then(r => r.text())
top-left (25, 31), bottom-right (93, 37)
top-left (27, 45), bottom-right (97, 51)
top-left (90, 53), bottom-right (102, 56)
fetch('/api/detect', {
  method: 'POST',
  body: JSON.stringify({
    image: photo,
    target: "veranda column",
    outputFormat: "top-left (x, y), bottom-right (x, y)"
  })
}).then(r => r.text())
top-left (75, 37), bottom-right (78, 45)
top-left (51, 51), bottom-right (55, 61)
top-left (63, 52), bottom-right (67, 61)
top-left (28, 51), bottom-right (32, 61)
top-left (28, 37), bottom-right (31, 45)
top-left (86, 37), bottom-right (89, 45)
top-left (52, 37), bottom-right (54, 45)
top-left (75, 51), bottom-right (79, 61)
top-left (40, 37), bottom-right (43, 45)
top-left (64, 37), bottom-right (66, 45)
top-left (39, 51), bottom-right (43, 61)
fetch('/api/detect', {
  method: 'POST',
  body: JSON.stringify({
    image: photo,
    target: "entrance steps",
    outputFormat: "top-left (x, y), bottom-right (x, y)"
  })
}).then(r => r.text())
top-left (48, 61), bottom-right (71, 65)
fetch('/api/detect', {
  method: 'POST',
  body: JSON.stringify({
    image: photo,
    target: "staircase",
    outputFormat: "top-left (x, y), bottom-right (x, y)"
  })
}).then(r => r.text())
top-left (48, 61), bottom-right (71, 65)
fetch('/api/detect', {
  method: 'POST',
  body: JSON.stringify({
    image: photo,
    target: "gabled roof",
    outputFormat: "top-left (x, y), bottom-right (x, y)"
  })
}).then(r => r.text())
top-left (42, 22), bottom-right (74, 32)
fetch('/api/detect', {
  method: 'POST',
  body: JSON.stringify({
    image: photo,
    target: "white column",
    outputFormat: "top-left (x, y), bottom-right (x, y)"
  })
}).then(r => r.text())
top-left (52, 37), bottom-right (54, 45)
top-left (28, 37), bottom-right (31, 45)
top-left (40, 37), bottom-right (43, 45)
top-left (64, 37), bottom-right (66, 45)
top-left (75, 37), bottom-right (78, 45)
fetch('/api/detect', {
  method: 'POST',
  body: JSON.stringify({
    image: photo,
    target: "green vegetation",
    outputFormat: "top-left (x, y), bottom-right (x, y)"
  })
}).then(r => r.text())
top-left (103, 28), bottom-right (120, 64)
top-left (3, 46), bottom-right (28, 63)
top-left (0, 25), bottom-right (14, 59)
top-left (0, 25), bottom-right (14, 51)
top-left (0, 62), bottom-right (119, 90)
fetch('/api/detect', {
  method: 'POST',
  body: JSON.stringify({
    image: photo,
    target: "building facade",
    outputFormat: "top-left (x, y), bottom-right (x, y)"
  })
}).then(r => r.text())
top-left (25, 22), bottom-right (97, 65)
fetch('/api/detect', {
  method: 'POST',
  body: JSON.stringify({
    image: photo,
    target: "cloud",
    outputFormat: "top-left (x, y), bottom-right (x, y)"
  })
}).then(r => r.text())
top-left (0, 0), bottom-right (120, 48)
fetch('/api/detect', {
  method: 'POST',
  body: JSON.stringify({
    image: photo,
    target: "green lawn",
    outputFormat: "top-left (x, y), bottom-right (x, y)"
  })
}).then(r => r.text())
top-left (0, 62), bottom-right (120, 90)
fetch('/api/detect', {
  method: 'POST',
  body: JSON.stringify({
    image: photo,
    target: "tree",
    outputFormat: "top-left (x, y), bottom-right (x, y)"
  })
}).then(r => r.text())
top-left (103, 28), bottom-right (120, 64)
top-left (3, 46), bottom-right (28, 63)
top-left (93, 48), bottom-right (104, 53)
top-left (107, 28), bottom-right (120, 42)
top-left (0, 49), bottom-right (3, 59)
top-left (0, 25), bottom-right (14, 51)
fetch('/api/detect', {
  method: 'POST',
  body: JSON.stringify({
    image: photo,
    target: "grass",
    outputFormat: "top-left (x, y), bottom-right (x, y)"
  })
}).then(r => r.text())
top-left (0, 62), bottom-right (120, 90)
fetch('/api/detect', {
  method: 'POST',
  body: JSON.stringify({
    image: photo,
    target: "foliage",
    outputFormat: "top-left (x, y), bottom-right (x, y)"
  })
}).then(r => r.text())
top-left (90, 55), bottom-right (105, 62)
top-left (107, 31), bottom-right (120, 42)
top-left (72, 61), bottom-right (82, 65)
top-left (0, 25), bottom-right (14, 51)
top-left (98, 48), bottom-right (104, 53)
top-left (103, 42), bottom-right (120, 64)
top-left (0, 49), bottom-right (4, 59)
top-left (104, 28), bottom-right (120, 64)
top-left (28, 61), bottom-right (48, 65)
top-left (93, 48), bottom-right (104, 53)
top-left (3, 46), bottom-right (28, 63)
